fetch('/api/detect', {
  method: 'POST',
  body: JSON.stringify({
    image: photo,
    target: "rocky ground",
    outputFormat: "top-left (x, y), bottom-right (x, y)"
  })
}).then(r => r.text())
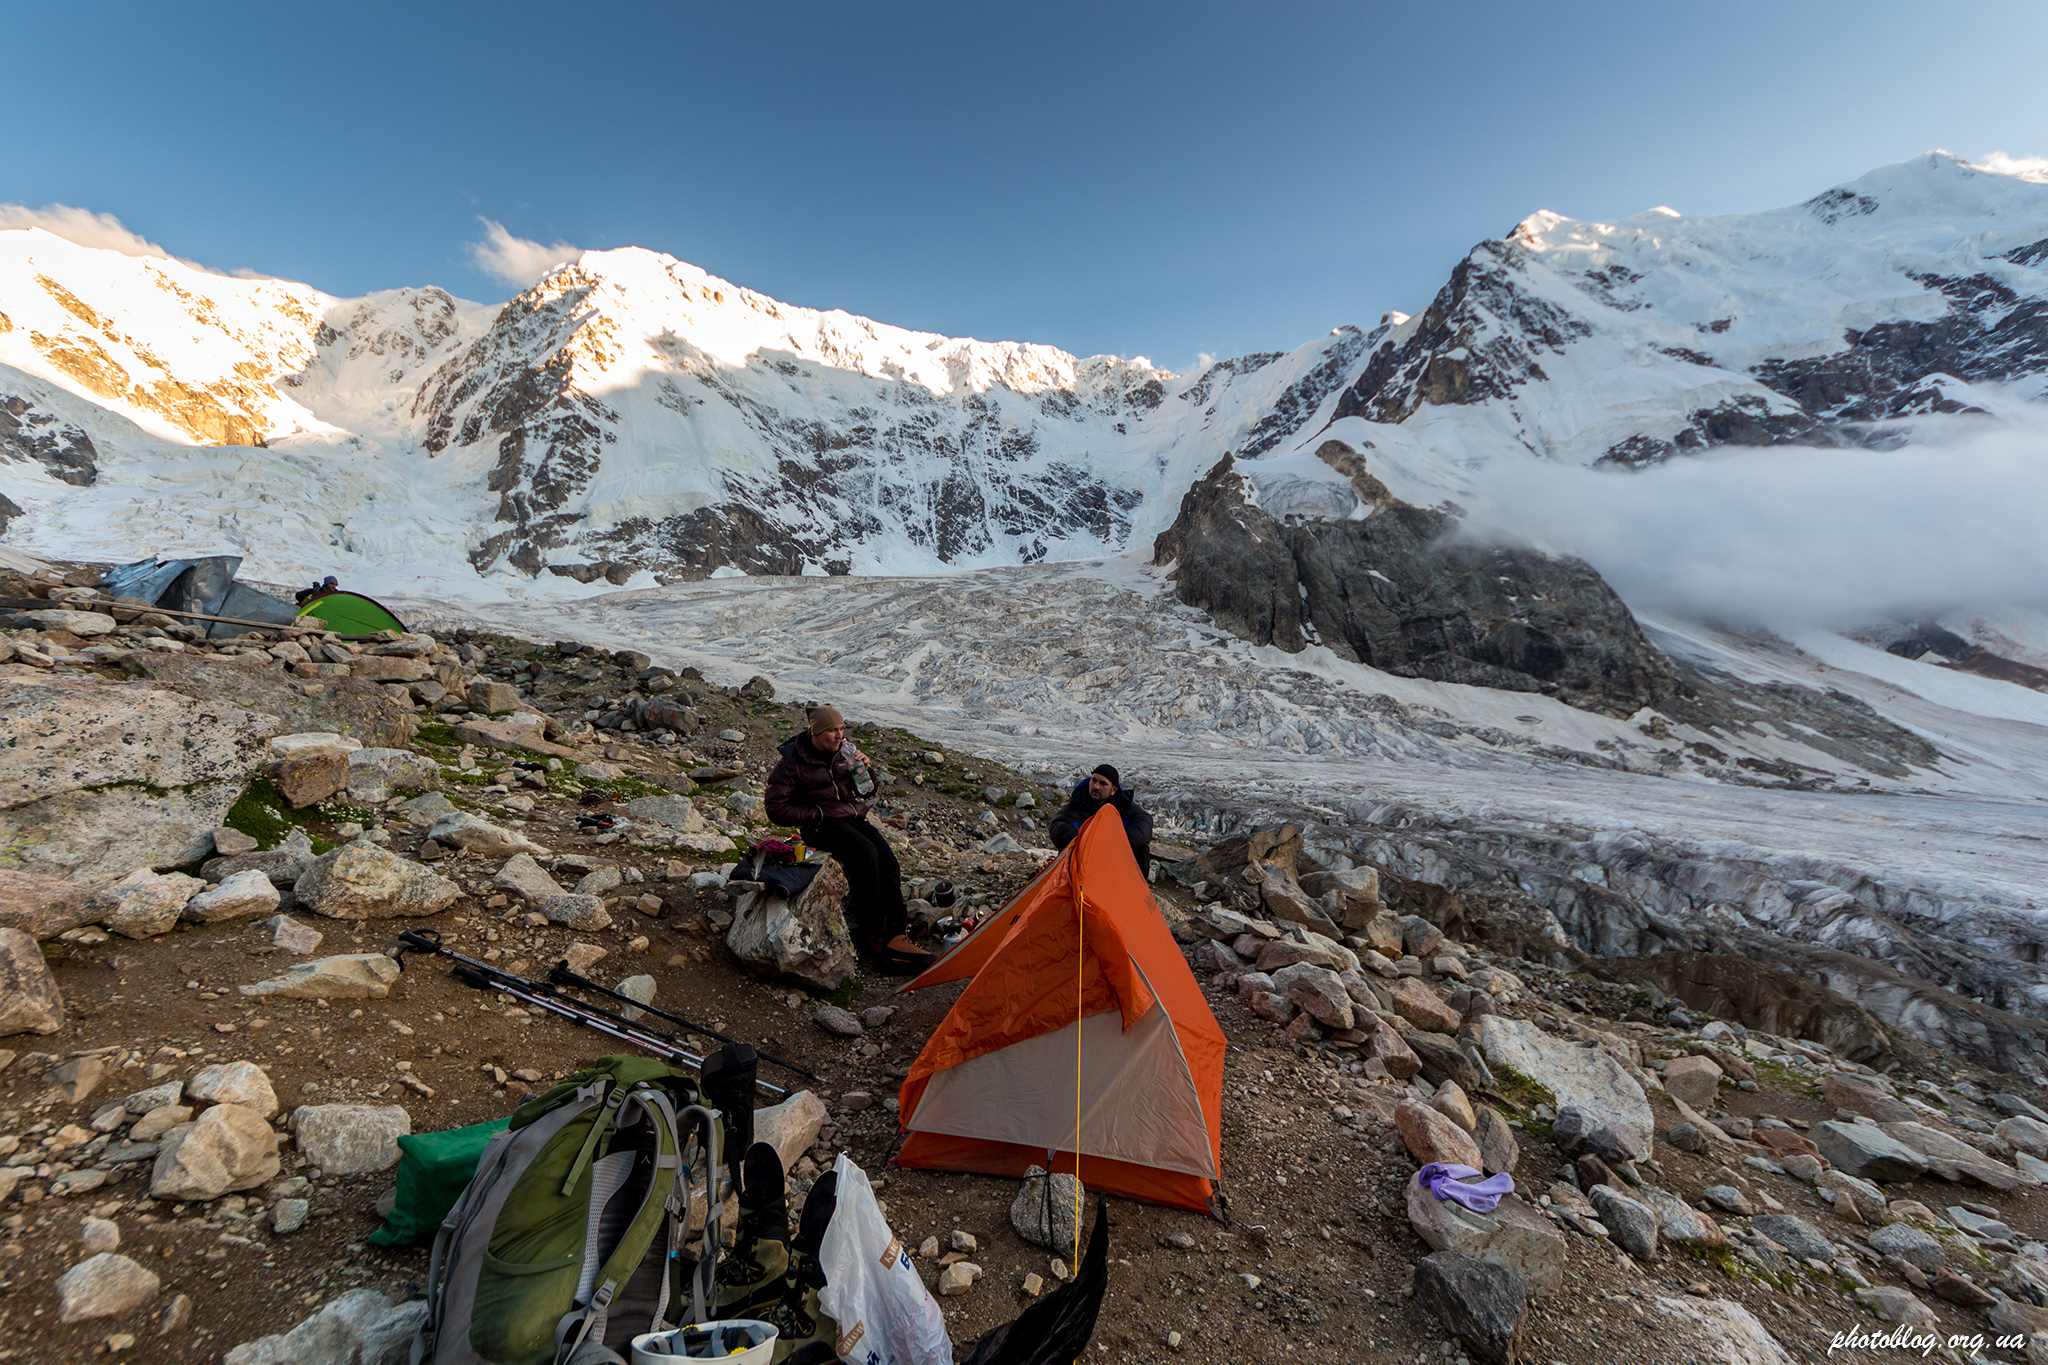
top-left (6, 561), bottom-right (2048, 1364)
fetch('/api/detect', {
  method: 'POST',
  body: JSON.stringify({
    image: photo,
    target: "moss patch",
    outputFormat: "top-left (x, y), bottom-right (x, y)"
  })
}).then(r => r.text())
top-left (222, 775), bottom-right (334, 854)
top-left (1488, 1062), bottom-right (1558, 1114)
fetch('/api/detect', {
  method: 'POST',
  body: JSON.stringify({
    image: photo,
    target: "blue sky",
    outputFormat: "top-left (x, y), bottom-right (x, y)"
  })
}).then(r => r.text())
top-left (5, 1), bottom-right (2044, 372)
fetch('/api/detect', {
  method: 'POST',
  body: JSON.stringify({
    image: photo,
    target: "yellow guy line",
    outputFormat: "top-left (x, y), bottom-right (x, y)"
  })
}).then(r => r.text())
top-left (1072, 884), bottom-right (1084, 1277)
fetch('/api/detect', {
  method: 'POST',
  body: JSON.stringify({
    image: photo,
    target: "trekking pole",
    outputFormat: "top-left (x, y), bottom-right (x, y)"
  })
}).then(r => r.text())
top-left (390, 931), bottom-right (791, 1098)
top-left (547, 963), bottom-right (823, 1083)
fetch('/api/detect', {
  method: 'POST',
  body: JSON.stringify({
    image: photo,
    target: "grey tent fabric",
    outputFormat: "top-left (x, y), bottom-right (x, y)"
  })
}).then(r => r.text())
top-left (100, 554), bottom-right (300, 637)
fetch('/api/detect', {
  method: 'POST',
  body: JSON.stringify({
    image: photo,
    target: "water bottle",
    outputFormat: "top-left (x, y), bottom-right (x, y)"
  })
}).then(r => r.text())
top-left (842, 741), bottom-right (876, 798)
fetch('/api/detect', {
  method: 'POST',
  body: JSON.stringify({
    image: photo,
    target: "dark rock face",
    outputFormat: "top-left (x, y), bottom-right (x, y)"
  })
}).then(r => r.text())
top-left (1332, 241), bottom-right (1593, 427)
top-left (1411, 1252), bottom-right (1529, 1364)
top-left (1153, 452), bottom-right (1672, 716)
top-left (1590, 951), bottom-right (1896, 1065)
top-left (0, 395), bottom-right (98, 486)
top-left (412, 265), bottom-right (1153, 581)
top-left (1750, 270), bottom-right (2048, 426)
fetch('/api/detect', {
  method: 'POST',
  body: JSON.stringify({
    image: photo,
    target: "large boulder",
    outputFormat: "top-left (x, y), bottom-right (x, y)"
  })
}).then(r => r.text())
top-left (238, 952), bottom-right (401, 1001)
top-left (1473, 1015), bottom-right (1653, 1159)
top-left (1880, 1121), bottom-right (2031, 1190)
top-left (1412, 1252), bottom-right (1527, 1365)
top-left (1388, 978), bottom-right (1461, 1034)
top-left (1809, 1121), bottom-right (1929, 1183)
top-left (290, 1104), bottom-right (411, 1174)
top-left (1406, 1177), bottom-right (1565, 1295)
top-left (344, 748), bottom-right (440, 804)
top-left (123, 652), bottom-right (417, 750)
top-left (425, 811), bottom-right (547, 858)
top-left (293, 844), bottom-right (459, 919)
top-left (150, 1102), bottom-right (280, 1200)
top-left (1661, 1055), bottom-right (1722, 1109)
top-left (1636, 1184), bottom-right (1727, 1248)
top-left (0, 927), bottom-right (64, 1035)
top-left (0, 676), bottom-right (275, 882)
top-left (1271, 962), bottom-right (1354, 1030)
top-left (0, 869), bottom-right (116, 940)
top-left (728, 859), bottom-right (856, 992)
top-left (1821, 1072), bottom-right (1917, 1123)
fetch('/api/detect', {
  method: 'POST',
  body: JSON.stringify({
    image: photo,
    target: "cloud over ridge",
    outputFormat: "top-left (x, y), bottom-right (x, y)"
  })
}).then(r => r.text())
top-left (467, 218), bottom-right (584, 288)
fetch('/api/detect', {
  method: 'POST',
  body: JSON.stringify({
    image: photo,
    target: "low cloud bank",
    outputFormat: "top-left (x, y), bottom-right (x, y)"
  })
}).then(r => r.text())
top-left (1466, 411), bottom-right (2048, 629)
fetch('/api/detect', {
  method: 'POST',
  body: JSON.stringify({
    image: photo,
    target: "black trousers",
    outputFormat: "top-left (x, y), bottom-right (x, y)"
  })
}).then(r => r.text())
top-left (800, 816), bottom-right (906, 942)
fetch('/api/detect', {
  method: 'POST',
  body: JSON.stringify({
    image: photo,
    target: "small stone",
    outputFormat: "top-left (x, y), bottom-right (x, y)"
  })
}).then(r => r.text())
top-left (1588, 1185), bottom-right (1658, 1260)
top-left (186, 1061), bottom-right (279, 1118)
top-left (56, 1253), bottom-right (161, 1322)
top-left (814, 1006), bottom-right (864, 1037)
top-left (273, 1197), bottom-right (310, 1234)
top-left (938, 1261), bottom-right (982, 1295)
top-left (1867, 1223), bottom-right (1946, 1272)
top-left (1660, 1056), bottom-right (1722, 1109)
top-left (1011, 1166), bottom-right (1082, 1249)
top-left (1021, 1272), bottom-right (1044, 1296)
top-left (81, 1217), bottom-right (120, 1255)
top-left (265, 916), bottom-right (324, 955)
top-left (1396, 1099), bottom-right (1483, 1169)
top-left (860, 1006), bottom-right (897, 1030)
top-left (918, 1236), bottom-right (940, 1259)
top-left (1750, 1214), bottom-right (1835, 1262)
top-left (949, 1229), bottom-right (978, 1253)
top-left (210, 827), bottom-right (259, 857)
top-left (562, 942), bottom-right (608, 975)
top-left (288, 1104), bottom-right (411, 1175)
top-left (615, 974), bottom-right (656, 1022)
top-left (1702, 1185), bottom-right (1753, 1216)
top-left (157, 1293), bottom-right (192, 1337)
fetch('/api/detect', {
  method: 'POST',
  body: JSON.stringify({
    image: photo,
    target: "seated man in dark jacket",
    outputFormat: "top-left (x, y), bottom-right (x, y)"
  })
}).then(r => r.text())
top-left (1048, 764), bottom-right (1154, 876)
top-left (763, 705), bottom-right (935, 974)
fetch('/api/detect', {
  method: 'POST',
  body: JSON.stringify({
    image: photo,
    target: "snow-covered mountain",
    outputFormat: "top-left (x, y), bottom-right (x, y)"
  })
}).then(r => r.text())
top-left (3, 152), bottom-right (2044, 602)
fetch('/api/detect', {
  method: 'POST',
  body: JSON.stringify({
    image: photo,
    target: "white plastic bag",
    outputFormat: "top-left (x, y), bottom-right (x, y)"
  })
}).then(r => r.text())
top-left (817, 1155), bottom-right (952, 1365)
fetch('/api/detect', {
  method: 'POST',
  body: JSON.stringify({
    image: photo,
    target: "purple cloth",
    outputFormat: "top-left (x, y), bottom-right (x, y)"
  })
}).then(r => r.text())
top-left (1417, 1162), bottom-right (1515, 1213)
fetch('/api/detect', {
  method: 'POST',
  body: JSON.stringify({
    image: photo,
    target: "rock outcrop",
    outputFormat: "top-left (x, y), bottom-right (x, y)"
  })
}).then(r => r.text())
top-left (1153, 453), bottom-right (1672, 716)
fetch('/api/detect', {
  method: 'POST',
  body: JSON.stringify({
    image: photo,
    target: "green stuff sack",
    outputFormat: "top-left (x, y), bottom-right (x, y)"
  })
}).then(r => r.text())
top-left (367, 1117), bottom-right (511, 1248)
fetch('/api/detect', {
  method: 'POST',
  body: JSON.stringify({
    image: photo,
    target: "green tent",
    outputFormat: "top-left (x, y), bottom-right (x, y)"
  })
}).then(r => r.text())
top-left (294, 590), bottom-right (408, 635)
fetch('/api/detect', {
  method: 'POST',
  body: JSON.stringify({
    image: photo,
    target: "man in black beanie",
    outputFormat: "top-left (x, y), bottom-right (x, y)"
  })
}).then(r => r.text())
top-left (1047, 763), bottom-right (1155, 876)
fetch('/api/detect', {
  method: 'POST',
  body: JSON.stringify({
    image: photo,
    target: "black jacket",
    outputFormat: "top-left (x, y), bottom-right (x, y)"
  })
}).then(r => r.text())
top-left (1048, 781), bottom-right (1153, 851)
top-left (764, 732), bottom-right (866, 826)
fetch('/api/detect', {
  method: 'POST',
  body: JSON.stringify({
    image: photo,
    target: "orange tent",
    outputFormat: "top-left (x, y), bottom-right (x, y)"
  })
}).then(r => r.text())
top-left (894, 806), bottom-right (1226, 1214)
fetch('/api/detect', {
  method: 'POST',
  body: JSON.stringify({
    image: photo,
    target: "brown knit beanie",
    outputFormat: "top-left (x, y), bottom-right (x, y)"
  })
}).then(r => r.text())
top-left (807, 704), bottom-right (845, 737)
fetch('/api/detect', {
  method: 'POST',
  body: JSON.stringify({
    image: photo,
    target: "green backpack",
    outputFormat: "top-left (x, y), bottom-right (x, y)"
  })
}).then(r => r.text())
top-left (411, 1055), bottom-right (725, 1365)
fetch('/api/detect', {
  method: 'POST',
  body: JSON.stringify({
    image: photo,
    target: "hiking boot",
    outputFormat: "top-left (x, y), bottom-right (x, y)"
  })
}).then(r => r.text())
top-left (864, 934), bottom-right (939, 975)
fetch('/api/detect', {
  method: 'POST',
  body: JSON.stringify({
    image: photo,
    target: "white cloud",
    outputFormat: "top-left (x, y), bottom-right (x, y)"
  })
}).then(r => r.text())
top-left (1971, 151), bottom-right (2048, 185)
top-left (467, 218), bottom-right (584, 288)
top-left (0, 202), bottom-right (215, 270)
top-left (1463, 410), bottom-right (2048, 630)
